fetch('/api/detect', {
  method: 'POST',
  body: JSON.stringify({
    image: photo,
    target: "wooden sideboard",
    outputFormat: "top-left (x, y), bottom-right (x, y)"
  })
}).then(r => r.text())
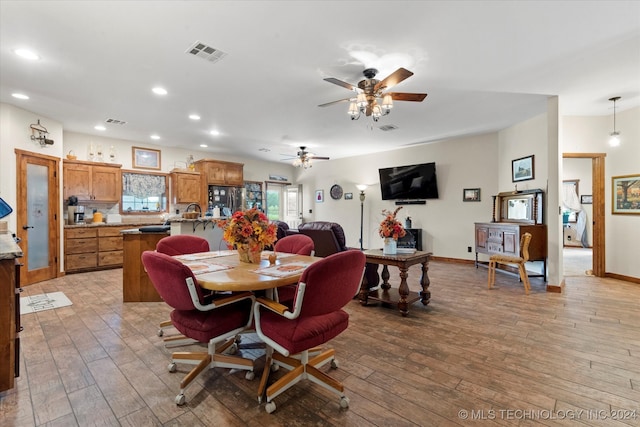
top-left (475, 222), bottom-right (547, 280)
top-left (0, 233), bottom-right (22, 392)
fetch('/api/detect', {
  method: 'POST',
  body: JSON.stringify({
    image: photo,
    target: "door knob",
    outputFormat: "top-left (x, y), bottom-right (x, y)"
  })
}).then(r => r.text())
top-left (22, 225), bottom-right (34, 230)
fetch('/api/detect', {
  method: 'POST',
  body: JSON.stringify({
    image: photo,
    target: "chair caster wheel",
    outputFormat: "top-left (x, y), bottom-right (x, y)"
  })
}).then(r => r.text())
top-left (245, 371), bottom-right (255, 380)
top-left (235, 334), bottom-right (242, 344)
top-left (340, 396), bottom-right (350, 408)
top-left (157, 329), bottom-right (164, 337)
top-left (331, 359), bottom-right (339, 369)
top-left (175, 394), bottom-right (186, 406)
top-left (270, 364), bottom-right (279, 372)
top-left (265, 401), bottom-right (276, 414)
top-left (168, 362), bottom-right (177, 373)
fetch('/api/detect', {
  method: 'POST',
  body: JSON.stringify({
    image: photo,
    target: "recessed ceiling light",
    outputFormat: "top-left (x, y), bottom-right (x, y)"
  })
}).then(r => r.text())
top-left (14, 48), bottom-right (40, 60)
top-left (199, 144), bottom-right (208, 148)
top-left (94, 125), bottom-right (106, 131)
top-left (150, 134), bottom-right (160, 140)
top-left (11, 93), bottom-right (29, 100)
top-left (152, 87), bottom-right (167, 95)
top-left (209, 130), bottom-right (220, 136)
top-left (189, 114), bottom-right (201, 120)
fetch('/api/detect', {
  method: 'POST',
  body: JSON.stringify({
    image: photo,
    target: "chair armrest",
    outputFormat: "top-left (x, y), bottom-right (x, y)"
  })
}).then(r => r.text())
top-left (255, 296), bottom-right (290, 315)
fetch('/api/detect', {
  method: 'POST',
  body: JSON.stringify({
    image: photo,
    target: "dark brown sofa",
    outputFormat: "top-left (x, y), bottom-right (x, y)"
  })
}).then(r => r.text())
top-left (297, 221), bottom-right (348, 257)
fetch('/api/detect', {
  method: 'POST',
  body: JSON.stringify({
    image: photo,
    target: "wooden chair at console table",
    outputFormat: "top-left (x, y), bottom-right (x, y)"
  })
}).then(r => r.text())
top-left (488, 232), bottom-right (532, 294)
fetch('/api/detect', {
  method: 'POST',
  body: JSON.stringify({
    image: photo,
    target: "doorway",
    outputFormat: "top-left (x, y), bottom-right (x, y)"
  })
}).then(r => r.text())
top-left (15, 149), bottom-right (60, 285)
top-left (562, 153), bottom-right (605, 277)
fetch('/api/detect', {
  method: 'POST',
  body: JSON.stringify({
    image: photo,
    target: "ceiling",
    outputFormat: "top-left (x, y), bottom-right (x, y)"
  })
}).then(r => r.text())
top-left (1, 1), bottom-right (639, 164)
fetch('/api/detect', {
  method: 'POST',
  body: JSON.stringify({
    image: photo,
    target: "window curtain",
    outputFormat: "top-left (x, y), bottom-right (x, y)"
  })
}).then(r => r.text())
top-left (122, 173), bottom-right (166, 199)
top-left (562, 182), bottom-right (588, 247)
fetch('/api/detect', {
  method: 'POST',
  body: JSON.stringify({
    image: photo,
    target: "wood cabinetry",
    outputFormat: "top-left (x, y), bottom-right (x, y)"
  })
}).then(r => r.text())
top-left (193, 159), bottom-right (243, 186)
top-left (122, 232), bottom-right (167, 302)
top-left (170, 169), bottom-right (201, 204)
top-left (64, 225), bottom-right (130, 273)
top-left (1, 235), bottom-right (22, 393)
top-left (63, 159), bottom-right (122, 202)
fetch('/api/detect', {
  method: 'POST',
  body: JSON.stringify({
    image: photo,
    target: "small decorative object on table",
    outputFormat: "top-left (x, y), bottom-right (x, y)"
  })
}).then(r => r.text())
top-left (218, 207), bottom-right (278, 263)
top-left (379, 207), bottom-right (406, 255)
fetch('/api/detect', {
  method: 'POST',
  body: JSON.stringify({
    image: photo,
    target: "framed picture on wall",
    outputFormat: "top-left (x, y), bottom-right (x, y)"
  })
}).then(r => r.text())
top-left (315, 190), bottom-right (324, 203)
top-left (580, 195), bottom-right (593, 204)
top-left (512, 155), bottom-right (534, 182)
top-left (132, 146), bottom-right (161, 170)
top-left (612, 174), bottom-right (640, 214)
top-left (463, 188), bottom-right (481, 202)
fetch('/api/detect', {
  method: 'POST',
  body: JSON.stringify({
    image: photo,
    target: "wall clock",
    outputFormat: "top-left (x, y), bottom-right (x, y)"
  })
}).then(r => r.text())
top-left (330, 184), bottom-right (343, 200)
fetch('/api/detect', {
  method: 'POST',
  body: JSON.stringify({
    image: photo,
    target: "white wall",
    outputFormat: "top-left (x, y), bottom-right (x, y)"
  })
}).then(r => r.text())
top-left (563, 106), bottom-right (640, 279)
top-left (293, 132), bottom-right (499, 259)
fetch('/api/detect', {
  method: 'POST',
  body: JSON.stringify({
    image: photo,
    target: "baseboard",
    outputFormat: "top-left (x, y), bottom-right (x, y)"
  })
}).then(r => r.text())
top-left (605, 272), bottom-right (640, 284)
top-left (429, 256), bottom-right (474, 265)
top-left (546, 279), bottom-right (564, 293)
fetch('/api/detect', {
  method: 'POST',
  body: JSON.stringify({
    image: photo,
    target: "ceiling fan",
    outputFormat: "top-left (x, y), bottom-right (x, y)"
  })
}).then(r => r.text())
top-left (283, 146), bottom-right (329, 169)
top-left (319, 67), bottom-right (428, 121)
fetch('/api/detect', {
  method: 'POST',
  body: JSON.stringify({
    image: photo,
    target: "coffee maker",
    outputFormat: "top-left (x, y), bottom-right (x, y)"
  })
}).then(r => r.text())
top-left (67, 196), bottom-right (85, 225)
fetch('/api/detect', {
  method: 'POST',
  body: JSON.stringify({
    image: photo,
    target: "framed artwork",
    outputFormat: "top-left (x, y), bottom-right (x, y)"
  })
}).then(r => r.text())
top-left (315, 190), bottom-right (324, 203)
top-left (512, 155), bottom-right (534, 182)
top-left (344, 192), bottom-right (353, 200)
top-left (580, 195), bottom-right (593, 204)
top-left (132, 146), bottom-right (161, 170)
top-left (463, 188), bottom-right (481, 202)
top-left (612, 174), bottom-right (640, 215)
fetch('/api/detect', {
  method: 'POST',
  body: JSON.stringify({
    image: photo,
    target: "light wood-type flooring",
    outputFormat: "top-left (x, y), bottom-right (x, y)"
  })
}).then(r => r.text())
top-left (1, 259), bottom-right (639, 426)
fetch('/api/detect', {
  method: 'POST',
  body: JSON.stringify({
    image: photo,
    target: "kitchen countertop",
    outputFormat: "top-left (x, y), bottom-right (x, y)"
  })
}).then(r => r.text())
top-left (0, 232), bottom-right (23, 260)
top-left (65, 221), bottom-right (163, 229)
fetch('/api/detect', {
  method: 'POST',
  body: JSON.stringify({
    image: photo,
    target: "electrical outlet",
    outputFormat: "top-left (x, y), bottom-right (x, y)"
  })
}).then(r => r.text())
top-left (467, 246), bottom-right (472, 253)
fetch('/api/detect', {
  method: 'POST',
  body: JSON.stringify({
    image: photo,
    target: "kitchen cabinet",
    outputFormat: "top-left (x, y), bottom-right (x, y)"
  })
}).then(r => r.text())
top-left (63, 159), bottom-right (122, 202)
top-left (193, 159), bottom-right (244, 186)
top-left (170, 169), bottom-right (201, 204)
top-left (64, 225), bottom-right (134, 273)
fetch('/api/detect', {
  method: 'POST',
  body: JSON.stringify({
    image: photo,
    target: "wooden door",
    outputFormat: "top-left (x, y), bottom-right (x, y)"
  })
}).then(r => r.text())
top-left (15, 149), bottom-right (60, 285)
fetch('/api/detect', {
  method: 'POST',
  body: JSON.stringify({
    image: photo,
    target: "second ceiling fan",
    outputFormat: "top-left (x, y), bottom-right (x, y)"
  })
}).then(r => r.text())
top-left (319, 67), bottom-right (428, 121)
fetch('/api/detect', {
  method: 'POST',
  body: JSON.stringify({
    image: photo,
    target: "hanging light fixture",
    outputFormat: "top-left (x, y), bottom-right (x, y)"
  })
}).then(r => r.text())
top-left (348, 96), bottom-right (392, 122)
top-left (609, 96), bottom-right (621, 147)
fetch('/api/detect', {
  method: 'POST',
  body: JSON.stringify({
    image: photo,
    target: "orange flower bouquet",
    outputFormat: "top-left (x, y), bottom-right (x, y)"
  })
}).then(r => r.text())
top-left (379, 207), bottom-right (407, 241)
top-left (217, 207), bottom-right (277, 263)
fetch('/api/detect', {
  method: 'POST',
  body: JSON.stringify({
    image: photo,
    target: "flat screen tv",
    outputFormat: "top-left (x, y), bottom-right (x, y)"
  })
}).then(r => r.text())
top-left (379, 162), bottom-right (439, 200)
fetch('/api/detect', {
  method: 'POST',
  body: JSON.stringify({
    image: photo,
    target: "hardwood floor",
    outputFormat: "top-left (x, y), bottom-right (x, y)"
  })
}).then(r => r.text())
top-left (1, 261), bottom-right (639, 426)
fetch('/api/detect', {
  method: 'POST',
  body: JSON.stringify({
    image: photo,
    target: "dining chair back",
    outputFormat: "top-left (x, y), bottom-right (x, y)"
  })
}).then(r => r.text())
top-left (274, 234), bottom-right (314, 256)
top-left (141, 250), bottom-right (255, 405)
top-left (297, 221), bottom-right (348, 257)
top-left (253, 250), bottom-right (366, 413)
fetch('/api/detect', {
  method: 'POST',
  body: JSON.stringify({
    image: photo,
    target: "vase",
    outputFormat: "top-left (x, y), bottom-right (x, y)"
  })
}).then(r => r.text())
top-left (238, 245), bottom-right (262, 263)
top-left (382, 237), bottom-right (397, 255)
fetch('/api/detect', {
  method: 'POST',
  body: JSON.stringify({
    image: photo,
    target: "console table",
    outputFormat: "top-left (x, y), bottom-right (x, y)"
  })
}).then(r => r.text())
top-left (359, 249), bottom-right (432, 317)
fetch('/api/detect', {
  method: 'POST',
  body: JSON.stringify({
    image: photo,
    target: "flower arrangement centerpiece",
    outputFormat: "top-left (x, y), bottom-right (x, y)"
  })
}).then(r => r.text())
top-left (217, 207), bottom-right (277, 263)
top-left (379, 207), bottom-right (406, 254)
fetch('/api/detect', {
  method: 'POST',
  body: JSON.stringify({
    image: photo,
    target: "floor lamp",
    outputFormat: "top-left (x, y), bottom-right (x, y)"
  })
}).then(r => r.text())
top-left (357, 185), bottom-right (367, 250)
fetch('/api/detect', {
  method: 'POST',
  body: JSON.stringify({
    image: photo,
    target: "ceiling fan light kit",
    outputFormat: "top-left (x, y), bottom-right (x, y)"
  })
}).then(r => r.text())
top-left (289, 146), bottom-right (330, 168)
top-left (322, 67), bottom-right (427, 123)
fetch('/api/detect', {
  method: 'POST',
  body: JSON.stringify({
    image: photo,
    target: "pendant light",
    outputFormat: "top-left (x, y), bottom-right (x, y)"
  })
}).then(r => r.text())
top-left (609, 96), bottom-right (621, 147)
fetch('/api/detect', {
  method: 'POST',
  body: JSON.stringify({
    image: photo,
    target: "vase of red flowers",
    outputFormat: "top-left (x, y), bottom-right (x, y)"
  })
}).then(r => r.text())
top-left (379, 207), bottom-right (406, 255)
top-left (217, 207), bottom-right (277, 263)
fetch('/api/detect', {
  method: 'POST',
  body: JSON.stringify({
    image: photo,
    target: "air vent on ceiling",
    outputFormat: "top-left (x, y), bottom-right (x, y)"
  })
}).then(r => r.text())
top-left (185, 41), bottom-right (227, 63)
top-left (105, 118), bottom-right (127, 125)
top-left (379, 124), bottom-right (398, 132)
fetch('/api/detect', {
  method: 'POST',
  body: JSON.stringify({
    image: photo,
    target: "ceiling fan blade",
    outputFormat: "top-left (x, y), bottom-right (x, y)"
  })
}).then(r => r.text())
top-left (323, 77), bottom-right (355, 91)
top-left (388, 92), bottom-right (428, 102)
top-left (318, 97), bottom-right (353, 107)
top-left (309, 156), bottom-right (330, 160)
top-left (374, 67), bottom-right (414, 92)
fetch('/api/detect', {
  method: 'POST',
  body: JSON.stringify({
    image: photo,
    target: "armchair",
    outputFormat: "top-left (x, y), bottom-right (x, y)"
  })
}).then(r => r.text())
top-left (156, 235), bottom-right (211, 345)
top-left (297, 221), bottom-right (348, 257)
top-left (141, 251), bottom-right (255, 405)
top-left (253, 250), bottom-right (366, 413)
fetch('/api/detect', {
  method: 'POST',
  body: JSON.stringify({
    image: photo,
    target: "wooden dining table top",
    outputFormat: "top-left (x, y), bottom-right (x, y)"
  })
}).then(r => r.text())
top-left (173, 250), bottom-right (323, 292)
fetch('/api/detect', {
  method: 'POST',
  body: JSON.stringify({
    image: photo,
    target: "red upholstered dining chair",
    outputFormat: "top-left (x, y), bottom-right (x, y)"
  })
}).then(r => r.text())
top-left (253, 250), bottom-right (366, 413)
top-left (273, 234), bottom-right (315, 305)
top-left (141, 251), bottom-right (255, 406)
top-left (155, 235), bottom-right (211, 344)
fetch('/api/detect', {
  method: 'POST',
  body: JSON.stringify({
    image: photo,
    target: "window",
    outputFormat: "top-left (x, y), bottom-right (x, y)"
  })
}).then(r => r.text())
top-left (121, 171), bottom-right (168, 214)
